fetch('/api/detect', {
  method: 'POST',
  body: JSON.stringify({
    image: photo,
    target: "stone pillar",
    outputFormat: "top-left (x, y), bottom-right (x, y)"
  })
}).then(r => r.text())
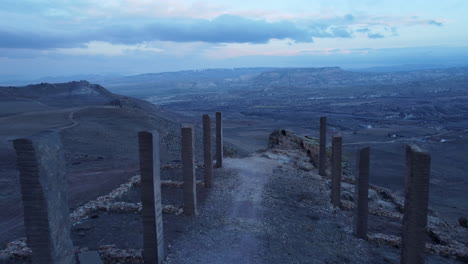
top-left (138, 131), bottom-right (165, 264)
top-left (401, 145), bottom-right (431, 264)
top-left (181, 125), bottom-right (197, 216)
top-left (215, 111), bottom-right (223, 168)
top-left (13, 132), bottom-right (75, 264)
top-left (203, 115), bottom-right (214, 188)
top-left (331, 135), bottom-right (342, 207)
top-left (354, 147), bottom-right (370, 239)
top-left (319, 116), bottom-right (327, 176)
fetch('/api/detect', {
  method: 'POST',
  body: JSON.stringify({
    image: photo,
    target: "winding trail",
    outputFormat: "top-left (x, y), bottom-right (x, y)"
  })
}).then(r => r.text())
top-left (55, 110), bottom-right (80, 131)
top-left (53, 106), bottom-right (115, 132)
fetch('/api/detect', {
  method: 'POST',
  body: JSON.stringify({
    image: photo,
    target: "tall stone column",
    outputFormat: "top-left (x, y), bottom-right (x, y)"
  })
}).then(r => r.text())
top-left (181, 125), bottom-right (197, 216)
top-left (215, 111), bottom-right (223, 168)
top-left (354, 147), bottom-right (370, 239)
top-left (203, 114), bottom-right (214, 188)
top-left (331, 135), bottom-right (342, 207)
top-left (401, 145), bottom-right (431, 264)
top-left (13, 132), bottom-right (75, 264)
top-left (138, 131), bottom-right (165, 264)
top-left (319, 116), bottom-right (327, 176)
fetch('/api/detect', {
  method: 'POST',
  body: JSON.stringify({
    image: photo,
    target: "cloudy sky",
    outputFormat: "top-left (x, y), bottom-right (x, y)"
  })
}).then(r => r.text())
top-left (1, 0), bottom-right (467, 80)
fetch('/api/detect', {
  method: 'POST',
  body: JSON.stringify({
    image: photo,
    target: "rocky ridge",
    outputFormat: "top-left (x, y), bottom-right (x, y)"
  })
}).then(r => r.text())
top-left (1, 130), bottom-right (467, 263)
top-left (267, 129), bottom-right (468, 262)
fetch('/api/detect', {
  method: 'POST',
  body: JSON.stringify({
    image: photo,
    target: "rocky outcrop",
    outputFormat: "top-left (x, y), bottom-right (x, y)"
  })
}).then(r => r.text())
top-left (268, 129), bottom-right (323, 167)
top-left (266, 129), bottom-right (468, 262)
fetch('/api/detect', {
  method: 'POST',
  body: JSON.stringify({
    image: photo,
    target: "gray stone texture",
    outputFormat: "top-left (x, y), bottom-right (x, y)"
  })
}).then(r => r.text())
top-left (203, 114), bottom-right (214, 188)
top-left (319, 116), bottom-right (327, 176)
top-left (215, 112), bottom-right (223, 168)
top-left (181, 125), bottom-right (197, 216)
top-left (331, 135), bottom-right (342, 207)
top-left (401, 145), bottom-right (431, 264)
top-left (354, 147), bottom-right (370, 239)
top-left (77, 251), bottom-right (103, 264)
top-left (13, 132), bottom-right (75, 264)
top-left (138, 131), bottom-right (165, 264)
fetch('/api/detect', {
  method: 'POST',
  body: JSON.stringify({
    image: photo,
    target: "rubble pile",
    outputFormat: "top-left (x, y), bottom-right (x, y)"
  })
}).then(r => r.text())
top-left (0, 168), bottom-right (186, 262)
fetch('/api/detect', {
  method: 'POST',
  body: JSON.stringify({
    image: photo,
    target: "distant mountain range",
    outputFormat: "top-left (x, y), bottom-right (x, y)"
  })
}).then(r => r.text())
top-left (2, 66), bottom-right (468, 98)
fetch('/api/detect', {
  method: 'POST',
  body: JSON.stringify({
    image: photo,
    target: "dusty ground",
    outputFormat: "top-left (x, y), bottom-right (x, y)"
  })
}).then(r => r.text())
top-left (1, 80), bottom-right (466, 263)
top-left (0, 104), bottom-right (202, 247)
top-left (69, 167), bottom-right (210, 251)
top-left (165, 106), bottom-right (468, 228)
top-left (166, 157), bottom-right (276, 263)
top-left (2, 138), bottom-right (465, 263)
top-left (165, 154), bottom-right (463, 264)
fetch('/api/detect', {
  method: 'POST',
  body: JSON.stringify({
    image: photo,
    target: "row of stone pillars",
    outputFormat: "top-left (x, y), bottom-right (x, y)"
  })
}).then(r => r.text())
top-left (319, 116), bottom-right (432, 264)
top-left (12, 112), bottom-right (224, 264)
top-left (182, 111), bottom-right (223, 217)
top-left (139, 111), bottom-right (223, 262)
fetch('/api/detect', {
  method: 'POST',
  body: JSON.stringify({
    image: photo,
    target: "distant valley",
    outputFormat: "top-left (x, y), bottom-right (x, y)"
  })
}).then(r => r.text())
top-left (103, 66), bottom-right (468, 225)
top-left (1, 66), bottom-right (467, 258)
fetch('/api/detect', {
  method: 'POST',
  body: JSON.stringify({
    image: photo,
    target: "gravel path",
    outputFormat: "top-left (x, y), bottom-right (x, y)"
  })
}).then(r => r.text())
top-left (165, 153), bottom-right (460, 264)
top-left (165, 156), bottom-right (276, 264)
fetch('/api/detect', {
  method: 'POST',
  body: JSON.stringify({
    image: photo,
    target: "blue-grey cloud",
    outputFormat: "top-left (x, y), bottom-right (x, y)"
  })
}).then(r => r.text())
top-left (330, 27), bottom-right (352, 38)
top-left (428, 20), bottom-right (443, 26)
top-left (344, 14), bottom-right (355, 21)
top-left (98, 15), bottom-right (315, 44)
top-left (356, 28), bottom-right (370, 33)
top-left (368, 33), bottom-right (385, 39)
top-left (0, 15), bottom-right (360, 50)
top-left (0, 30), bottom-right (84, 49)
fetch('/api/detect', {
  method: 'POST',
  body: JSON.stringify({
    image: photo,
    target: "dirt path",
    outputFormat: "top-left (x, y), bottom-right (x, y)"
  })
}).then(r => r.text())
top-left (165, 156), bottom-right (277, 264)
top-left (221, 157), bottom-right (277, 262)
top-left (53, 106), bottom-right (116, 132)
top-left (164, 154), bottom-right (385, 264)
top-left (55, 110), bottom-right (80, 131)
top-left (164, 152), bottom-right (460, 264)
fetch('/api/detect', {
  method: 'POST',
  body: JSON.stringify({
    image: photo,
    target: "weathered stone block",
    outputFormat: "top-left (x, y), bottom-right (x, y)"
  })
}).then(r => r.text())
top-left (138, 131), bottom-right (165, 264)
top-left (354, 147), bottom-right (370, 239)
top-left (319, 116), bottom-right (327, 176)
top-left (181, 125), bottom-right (197, 216)
top-left (401, 145), bottom-right (431, 264)
top-left (215, 112), bottom-right (223, 168)
top-left (13, 132), bottom-right (75, 264)
top-left (203, 114), bottom-right (214, 188)
top-left (331, 135), bottom-right (342, 207)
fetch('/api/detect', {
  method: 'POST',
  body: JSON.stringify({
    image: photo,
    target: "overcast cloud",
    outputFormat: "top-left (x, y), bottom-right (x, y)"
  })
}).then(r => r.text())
top-left (0, 0), bottom-right (466, 80)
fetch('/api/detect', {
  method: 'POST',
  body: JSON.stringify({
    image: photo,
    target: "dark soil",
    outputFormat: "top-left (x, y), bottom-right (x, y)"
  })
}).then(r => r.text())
top-left (70, 167), bottom-right (210, 253)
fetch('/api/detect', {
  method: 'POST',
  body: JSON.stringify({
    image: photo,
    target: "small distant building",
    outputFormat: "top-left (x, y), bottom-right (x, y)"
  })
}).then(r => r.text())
top-left (387, 133), bottom-right (403, 138)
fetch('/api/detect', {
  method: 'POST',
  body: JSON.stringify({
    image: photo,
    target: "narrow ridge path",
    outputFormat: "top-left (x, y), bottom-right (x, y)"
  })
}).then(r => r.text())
top-left (164, 153), bottom-right (459, 264)
top-left (166, 156), bottom-right (277, 264)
